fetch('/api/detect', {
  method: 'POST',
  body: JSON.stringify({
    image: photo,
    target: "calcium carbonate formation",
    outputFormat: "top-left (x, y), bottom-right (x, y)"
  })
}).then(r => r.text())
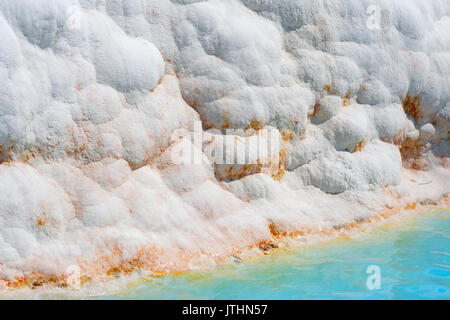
top-left (0, 0), bottom-right (448, 287)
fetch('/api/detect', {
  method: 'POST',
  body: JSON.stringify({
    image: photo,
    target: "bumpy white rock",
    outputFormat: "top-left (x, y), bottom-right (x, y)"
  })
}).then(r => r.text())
top-left (0, 0), bottom-right (449, 287)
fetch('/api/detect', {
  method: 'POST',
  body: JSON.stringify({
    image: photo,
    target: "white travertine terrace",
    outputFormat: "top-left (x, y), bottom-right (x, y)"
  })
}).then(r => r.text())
top-left (0, 0), bottom-right (449, 287)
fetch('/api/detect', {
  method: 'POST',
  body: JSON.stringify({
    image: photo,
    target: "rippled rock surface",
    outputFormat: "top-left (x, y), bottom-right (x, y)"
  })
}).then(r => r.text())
top-left (0, 0), bottom-right (448, 287)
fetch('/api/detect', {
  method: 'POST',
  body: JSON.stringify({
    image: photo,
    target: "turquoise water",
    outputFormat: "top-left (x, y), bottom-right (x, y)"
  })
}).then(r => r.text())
top-left (110, 210), bottom-right (449, 300)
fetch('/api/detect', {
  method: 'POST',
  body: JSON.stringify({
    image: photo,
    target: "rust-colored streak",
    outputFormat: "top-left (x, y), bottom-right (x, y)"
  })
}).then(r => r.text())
top-left (405, 202), bottom-right (417, 210)
top-left (352, 139), bottom-right (366, 152)
top-left (402, 94), bottom-right (421, 121)
top-left (257, 240), bottom-right (278, 253)
top-left (398, 135), bottom-right (429, 170)
top-left (245, 119), bottom-right (264, 131)
top-left (37, 213), bottom-right (47, 227)
top-left (343, 91), bottom-right (351, 107)
top-left (308, 102), bottom-right (321, 118)
top-left (281, 130), bottom-right (294, 141)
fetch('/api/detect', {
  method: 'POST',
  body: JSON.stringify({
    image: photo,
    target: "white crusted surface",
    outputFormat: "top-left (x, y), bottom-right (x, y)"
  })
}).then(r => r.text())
top-left (0, 0), bottom-right (449, 285)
